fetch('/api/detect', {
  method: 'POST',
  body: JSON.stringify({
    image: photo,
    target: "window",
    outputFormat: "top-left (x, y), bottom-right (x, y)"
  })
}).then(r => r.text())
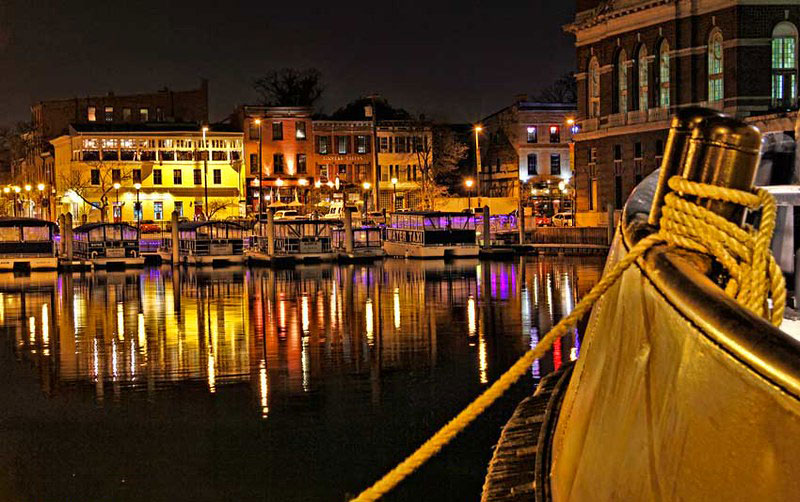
top-left (273, 153), bottom-right (284, 174)
top-left (550, 154), bottom-right (561, 175)
top-left (634, 142), bottom-right (642, 159)
top-left (140, 108), bottom-right (149, 122)
top-left (379, 137), bottom-right (390, 152)
top-left (527, 153), bottom-right (538, 176)
top-left (173, 169), bottom-right (182, 185)
top-left (527, 126), bottom-right (538, 143)
top-left (616, 49), bottom-right (628, 114)
top-left (659, 40), bottom-right (670, 108)
top-left (133, 169), bottom-right (141, 183)
top-left (319, 165), bottom-right (329, 180)
top-left (588, 57), bottom-right (600, 118)
top-left (272, 122), bottom-right (283, 140)
top-left (123, 108), bottom-right (131, 121)
top-left (156, 107), bottom-right (163, 121)
top-left (297, 154), bottom-right (307, 174)
top-left (91, 169), bottom-right (100, 185)
top-left (112, 169), bottom-right (121, 183)
top-left (250, 153), bottom-right (258, 174)
top-left (588, 178), bottom-right (595, 210)
top-left (174, 201), bottom-right (183, 217)
top-left (154, 201), bottom-right (163, 220)
top-left (213, 169), bottom-right (221, 184)
top-left (615, 175), bottom-right (623, 209)
top-left (87, 106), bottom-right (97, 122)
top-left (134, 202), bottom-right (142, 221)
top-left (396, 137), bottom-right (409, 153)
top-left (708, 30), bottom-right (724, 103)
top-left (549, 126), bottom-right (560, 143)
top-left (249, 122), bottom-right (260, 140)
top-left (589, 147), bottom-right (597, 164)
top-left (296, 121), bottom-right (306, 140)
top-left (772, 22), bottom-right (798, 107)
top-left (337, 136), bottom-right (349, 154)
top-left (104, 106), bottom-right (114, 122)
top-left (637, 45), bottom-right (649, 111)
top-left (153, 169), bottom-right (162, 185)
top-left (338, 164), bottom-right (347, 175)
top-left (318, 136), bottom-right (330, 154)
top-left (194, 168), bottom-right (202, 185)
top-left (356, 135), bottom-right (370, 154)
top-left (614, 145), bottom-right (622, 160)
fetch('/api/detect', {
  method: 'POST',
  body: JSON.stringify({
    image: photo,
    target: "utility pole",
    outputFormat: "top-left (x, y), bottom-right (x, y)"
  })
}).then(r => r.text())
top-left (474, 125), bottom-right (483, 197)
top-left (256, 118), bottom-right (264, 230)
top-left (202, 125), bottom-right (209, 220)
top-left (367, 94), bottom-right (381, 211)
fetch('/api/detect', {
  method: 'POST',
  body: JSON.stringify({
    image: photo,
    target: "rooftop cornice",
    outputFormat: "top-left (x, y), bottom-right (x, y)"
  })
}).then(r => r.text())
top-left (564, 0), bottom-right (675, 34)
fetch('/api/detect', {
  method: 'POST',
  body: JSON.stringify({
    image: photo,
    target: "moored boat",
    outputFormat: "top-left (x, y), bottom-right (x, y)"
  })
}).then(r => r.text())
top-left (0, 217), bottom-right (59, 271)
top-left (383, 211), bottom-right (479, 259)
top-left (159, 220), bottom-right (246, 266)
top-left (72, 222), bottom-right (144, 268)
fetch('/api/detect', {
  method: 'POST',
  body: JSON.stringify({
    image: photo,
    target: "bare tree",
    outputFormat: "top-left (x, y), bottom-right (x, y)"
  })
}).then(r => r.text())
top-left (533, 72), bottom-right (578, 103)
top-left (411, 125), bottom-right (468, 210)
top-left (0, 122), bottom-right (47, 180)
top-left (58, 160), bottom-right (133, 222)
top-left (205, 198), bottom-right (238, 220)
top-left (253, 68), bottom-right (324, 107)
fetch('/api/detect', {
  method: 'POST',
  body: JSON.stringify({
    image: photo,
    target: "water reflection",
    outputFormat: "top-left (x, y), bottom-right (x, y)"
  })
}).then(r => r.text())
top-left (0, 256), bottom-right (603, 501)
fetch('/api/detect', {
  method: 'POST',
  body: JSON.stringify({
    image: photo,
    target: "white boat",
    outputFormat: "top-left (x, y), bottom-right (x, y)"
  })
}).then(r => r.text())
top-left (0, 218), bottom-right (59, 271)
top-left (383, 211), bottom-right (479, 259)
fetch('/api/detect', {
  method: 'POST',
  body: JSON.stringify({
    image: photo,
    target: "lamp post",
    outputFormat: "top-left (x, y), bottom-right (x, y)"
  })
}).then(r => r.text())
top-left (12, 186), bottom-right (20, 217)
top-left (391, 177), bottom-right (398, 211)
top-left (255, 118), bottom-right (263, 225)
top-left (36, 183), bottom-right (44, 219)
top-left (362, 181), bottom-right (371, 219)
top-left (275, 177), bottom-right (284, 206)
top-left (113, 182), bottom-right (121, 222)
top-left (202, 125), bottom-right (209, 220)
top-left (134, 182), bottom-right (142, 231)
top-left (3, 187), bottom-right (9, 217)
top-left (474, 125), bottom-right (483, 197)
top-left (465, 178), bottom-right (474, 210)
top-left (298, 178), bottom-right (309, 210)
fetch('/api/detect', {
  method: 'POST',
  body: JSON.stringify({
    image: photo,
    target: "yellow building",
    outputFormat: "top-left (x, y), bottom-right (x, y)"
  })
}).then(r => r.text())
top-left (51, 124), bottom-right (244, 223)
top-left (377, 121), bottom-right (432, 210)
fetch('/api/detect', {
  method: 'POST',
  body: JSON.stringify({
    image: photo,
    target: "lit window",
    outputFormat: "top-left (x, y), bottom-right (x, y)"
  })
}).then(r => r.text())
top-left (588, 57), bottom-right (600, 118)
top-left (318, 136), bottom-right (329, 155)
top-left (772, 22), bottom-right (798, 107)
top-left (87, 106), bottom-right (96, 122)
top-left (139, 108), bottom-right (149, 122)
top-left (174, 201), bottom-right (183, 217)
top-left (659, 40), bottom-right (671, 108)
top-left (356, 135), bottom-right (369, 154)
top-left (708, 30), bottom-right (724, 103)
top-left (526, 126), bottom-right (538, 143)
top-left (122, 108), bottom-right (131, 121)
top-left (337, 136), bottom-right (348, 154)
top-left (297, 154), bottom-right (307, 174)
top-left (173, 169), bottom-right (182, 185)
top-left (296, 121), bottom-right (306, 140)
top-left (549, 126), bottom-right (560, 143)
top-left (637, 45), bottom-right (648, 111)
top-left (154, 201), bottom-right (163, 220)
top-left (616, 49), bottom-right (628, 114)
top-left (104, 106), bottom-right (114, 122)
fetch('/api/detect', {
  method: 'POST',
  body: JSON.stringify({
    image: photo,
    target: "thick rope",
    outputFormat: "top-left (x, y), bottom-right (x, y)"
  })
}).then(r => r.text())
top-left (350, 176), bottom-right (785, 502)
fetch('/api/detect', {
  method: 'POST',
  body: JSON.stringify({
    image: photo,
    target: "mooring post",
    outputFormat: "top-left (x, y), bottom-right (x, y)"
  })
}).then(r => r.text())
top-left (65, 212), bottom-right (74, 262)
top-left (171, 210), bottom-right (179, 265)
top-left (483, 205), bottom-right (491, 249)
top-left (344, 208), bottom-right (354, 254)
top-left (518, 198), bottom-right (525, 245)
top-left (57, 214), bottom-right (65, 256)
top-left (607, 203), bottom-right (615, 245)
top-left (267, 208), bottom-right (275, 256)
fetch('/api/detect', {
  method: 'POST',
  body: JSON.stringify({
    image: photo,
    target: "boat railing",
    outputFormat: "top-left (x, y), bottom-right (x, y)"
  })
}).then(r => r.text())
top-left (331, 226), bottom-right (383, 249)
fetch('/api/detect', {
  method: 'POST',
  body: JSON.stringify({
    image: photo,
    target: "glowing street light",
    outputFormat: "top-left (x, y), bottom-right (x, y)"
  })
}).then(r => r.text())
top-left (24, 184), bottom-right (31, 192)
top-left (473, 125), bottom-right (482, 197)
top-left (391, 177), bottom-right (398, 211)
top-left (2, 187), bottom-right (9, 194)
top-left (465, 178), bottom-right (475, 210)
top-left (13, 186), bottom-right (20, 193)
top-left (37, 183), bottom-right (45, 191)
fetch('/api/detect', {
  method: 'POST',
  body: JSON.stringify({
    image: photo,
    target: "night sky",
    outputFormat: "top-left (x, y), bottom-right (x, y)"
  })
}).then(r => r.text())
top-left (0, 0), bottom-right (575, 125)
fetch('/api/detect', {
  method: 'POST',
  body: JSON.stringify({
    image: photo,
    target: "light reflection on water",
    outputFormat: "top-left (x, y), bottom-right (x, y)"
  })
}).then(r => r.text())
top-left (0, 256), bottom-right (603, 501)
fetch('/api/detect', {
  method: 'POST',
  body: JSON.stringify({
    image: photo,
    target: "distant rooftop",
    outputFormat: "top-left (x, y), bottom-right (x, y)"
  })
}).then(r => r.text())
top-left (69, 123), bottom-right (240, 134)
top-left (517, 101), bottom-right (578, 111)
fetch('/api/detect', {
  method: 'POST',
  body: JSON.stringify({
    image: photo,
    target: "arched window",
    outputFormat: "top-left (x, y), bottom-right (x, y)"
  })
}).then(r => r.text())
top-left (637, 45), bottom-right (649, 111)
top-left (708, 30), bottom-right (724, 103)
top-left (658, 40), bottom-right (670, 108)
top-left (617, 49), bottom-right (628, 114)
top-left (772, 22), bottom-right (798, 107)
top-left (588, 57), bottom-right (600, 118)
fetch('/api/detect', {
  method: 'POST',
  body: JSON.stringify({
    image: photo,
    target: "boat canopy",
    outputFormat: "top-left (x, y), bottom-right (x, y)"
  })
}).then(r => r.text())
top-left (389, 211), bottom-right (475, 231)
top-left (177, 220), bottom-right (245, 239)
top-left (73, 222), bottom-right (139, 241)
top-left (0, 218), bottom-right (58, 242)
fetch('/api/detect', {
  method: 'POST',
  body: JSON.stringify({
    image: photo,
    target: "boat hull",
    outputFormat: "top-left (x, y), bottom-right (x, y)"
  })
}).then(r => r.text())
top-left (0, 256), bottom-right (58, 271)
top-left (383, 241), bottom-right (479, 259)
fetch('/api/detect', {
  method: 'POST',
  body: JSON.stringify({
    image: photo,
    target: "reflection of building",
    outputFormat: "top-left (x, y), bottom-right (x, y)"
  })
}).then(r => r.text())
top-left (231, 106), bottom-right (315, 214)
top-left (376, 121), bottom-right (432, 210)
top-left (51, 123), bottom-right (244, 222)
top-left (565, 0), bottom-right (800, 224)
top-left (480, 99), bottom-right (576, 198)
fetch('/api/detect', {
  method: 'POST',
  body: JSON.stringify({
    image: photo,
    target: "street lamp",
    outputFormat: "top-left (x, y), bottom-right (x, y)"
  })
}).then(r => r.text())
top-left (12, 186), bottom-right (20, 217)
top-left (113, 182), bottom-right (121, 222)
top-left (255, 118), bottom-right (263, 226)
top-left (362, 181), bottom-right (372, 219)
top-left (474, 125), bottom-right (483, 197)
top-left (36, 183), bottom-right (45, 219)
top-left (465, 178), bottom-right (474, 210)
top-left (202, 125), bottom-right (209, 220)
top-left (275, 177), bottom-right (284, 206)
top-left (391, 177), bottom-right (398, 211)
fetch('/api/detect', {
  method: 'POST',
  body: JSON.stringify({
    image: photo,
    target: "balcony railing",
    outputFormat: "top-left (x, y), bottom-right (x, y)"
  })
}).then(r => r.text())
top-left (627, 109), bottom-right (648, 125)
top-left (608, 113), bottom-right (627, 127)
top-left (647, 107), bottom-right (669, 122)
top-left (580, 117), bottom-right (599, 132)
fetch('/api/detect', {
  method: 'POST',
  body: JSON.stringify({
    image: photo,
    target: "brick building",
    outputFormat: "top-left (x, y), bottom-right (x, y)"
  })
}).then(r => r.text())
top-left (232, 106), bottom-right (315, 212)
top-left (377, 121), bottom-right (432, 210)
top-left (480, 100), bottom-right (577, 199)
top-left (565, 0), bottom-right (800, 223)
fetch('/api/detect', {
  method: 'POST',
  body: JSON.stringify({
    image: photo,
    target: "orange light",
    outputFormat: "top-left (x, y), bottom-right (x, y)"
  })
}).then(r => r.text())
top-left (474, 125), bottom-right (483, 132)
top-left (465, 178), bottom-right (474, 188)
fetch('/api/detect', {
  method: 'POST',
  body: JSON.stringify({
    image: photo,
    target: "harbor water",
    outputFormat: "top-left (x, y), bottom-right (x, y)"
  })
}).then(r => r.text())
top-left (0, 256), bottom-right (603, 501)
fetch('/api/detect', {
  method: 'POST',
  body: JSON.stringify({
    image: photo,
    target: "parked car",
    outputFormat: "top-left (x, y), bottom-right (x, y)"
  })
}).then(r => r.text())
top-left (274, 210), bottom-right (302, 220)
top-left (534, 213), bottom-right (552, 226)
top-left (552, 212), bottom-right (575, 227)
top-left (139, 220), bottom-right (161, 233)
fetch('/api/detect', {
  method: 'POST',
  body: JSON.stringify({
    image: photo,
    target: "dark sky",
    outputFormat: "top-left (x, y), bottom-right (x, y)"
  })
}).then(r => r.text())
top-left (0, 0), bottom-right (576, 126)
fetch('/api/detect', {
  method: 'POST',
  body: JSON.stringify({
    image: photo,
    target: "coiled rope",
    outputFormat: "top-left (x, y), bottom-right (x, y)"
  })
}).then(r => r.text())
top-left (350, 176), bottom-right (786, 502)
